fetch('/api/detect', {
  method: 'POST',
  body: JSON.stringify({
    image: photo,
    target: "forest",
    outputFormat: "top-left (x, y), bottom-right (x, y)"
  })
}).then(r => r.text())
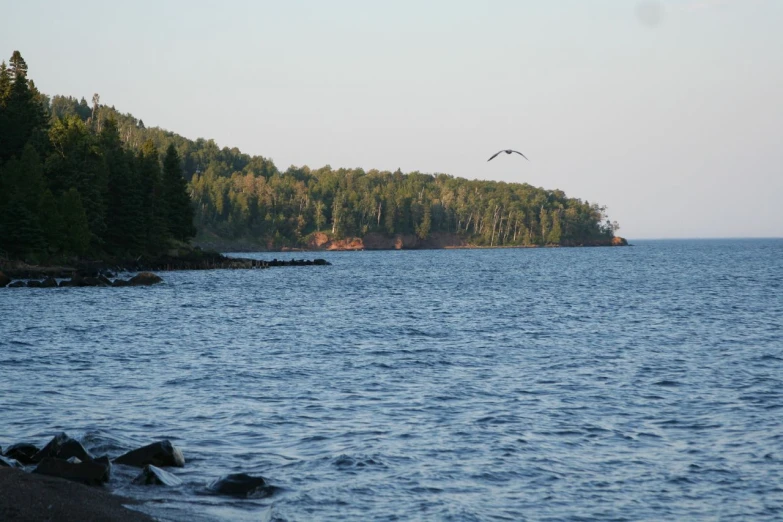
top-left (0, 51), bottom-right (619, 262)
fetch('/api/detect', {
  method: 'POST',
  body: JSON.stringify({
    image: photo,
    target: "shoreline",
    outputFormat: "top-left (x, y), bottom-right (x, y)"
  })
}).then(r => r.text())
top-left (0, 467), bottom-right (154, 522)
top-left (193, 231), bottom-right (628, 253)
top-left (0, 250), bottom-right (330, 284)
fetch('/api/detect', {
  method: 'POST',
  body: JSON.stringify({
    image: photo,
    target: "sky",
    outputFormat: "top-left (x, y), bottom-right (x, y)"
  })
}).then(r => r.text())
top-left (2, 0), bottom-right (781, 239)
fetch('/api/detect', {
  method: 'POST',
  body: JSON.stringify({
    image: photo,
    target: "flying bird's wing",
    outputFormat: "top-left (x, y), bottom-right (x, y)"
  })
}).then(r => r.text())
top-left (511, 150), bottom-right (529, 160)
top-left (487, 150), bottom-right (503, 162)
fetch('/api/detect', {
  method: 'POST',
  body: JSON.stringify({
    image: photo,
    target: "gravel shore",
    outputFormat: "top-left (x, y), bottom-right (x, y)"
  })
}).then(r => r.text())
top-left (0, 467), bottom-right (154, 522)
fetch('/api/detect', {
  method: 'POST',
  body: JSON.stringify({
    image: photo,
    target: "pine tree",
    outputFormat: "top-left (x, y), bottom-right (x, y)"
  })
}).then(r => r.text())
top-left (46, 115), bottom-right (107, 245)
top-left (161, 144), bottom-right (195, 242)
top-left (0, 61), bottom-right (10, 105)
top-left (0, 51), bottom-right (48, 163)
top-left (137, 139), bottom-right (166, 252)
top-left (59, 188), bottom-right (90, 256)
top-left (8, 51), bottom-right (28, 78)
top-left (39, 188), bottom-right (63, 254)
top-left (0, 145), bottom-right (47, 258)
top-left (101, 118), bottom-right (145, 254)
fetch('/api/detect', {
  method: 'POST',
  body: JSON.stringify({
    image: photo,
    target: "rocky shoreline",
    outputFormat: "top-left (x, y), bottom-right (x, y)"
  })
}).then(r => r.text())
top-left (1, 433), bottom-right (276, 521)
top-left (194, 232), bottom-right (630, 252)
top-left (0, 250), bottom-right (331, 289)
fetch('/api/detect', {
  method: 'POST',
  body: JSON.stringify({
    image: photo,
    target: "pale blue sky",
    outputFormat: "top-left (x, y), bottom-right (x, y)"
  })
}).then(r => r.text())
top-left (2, 0), bottom-right (781, 238)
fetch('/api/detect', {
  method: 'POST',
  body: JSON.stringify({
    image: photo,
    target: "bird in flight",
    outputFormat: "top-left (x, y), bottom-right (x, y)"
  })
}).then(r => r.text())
top-left (487, 149), bottom-right (529, 162)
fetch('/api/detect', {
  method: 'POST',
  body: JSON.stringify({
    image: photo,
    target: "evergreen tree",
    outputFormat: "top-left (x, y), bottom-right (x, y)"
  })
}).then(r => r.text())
top-left (0, 61), bottom-right (10, 105)
top-left (102, 118), bottom-right (145, 253)
top-left (59, 188), bottom-right (90, 256)
top-left (8, 51), bottom-right (28, 78)
top-left (137, 139), bottom-right (166, 252)
top-left (0, 145), bottom-right (47, 258)
top-left (161, 144), bottom-right (195, 242)
top-left (38, 188), bottom-right (63, 254)
top-left (46, 115), bottom-right (107, 246)
top-left (0, 51), bottom-right (48, 163)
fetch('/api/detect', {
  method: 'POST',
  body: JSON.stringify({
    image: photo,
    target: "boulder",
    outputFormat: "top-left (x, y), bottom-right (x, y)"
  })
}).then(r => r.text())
top-left (33, 456), bottom-right (111, 485)
top-left (32, 433), bottom-right (70, 462)
top-left (57, 438), bottom-right (94, 462)
top-left (132, 464), bottom-right (183, 486)
top-left (4, 442), bottom-right (39, 464)
top-left (207, 473), bottom-right (276, 498)
top-left (59, 274), bottom-right (83, 287)
top-left (32, 432), bottom-right (93, 463)
top-left (27, 280), bottom-right (44, 287)
top-left (0, 455), bottom-right (22, 468)
top-left (40, 277), bottom-right (58, 288)
top-left (128, 272), bottom-right (163, 286)
top-left (112, 279), bottom-right (131, 287)
top-left (80, 276), bottom-right (109, 287)
top-left (114, 440), bottom-right (185, 468)
top-left (7, 281), bottom-right (26, 288)
top-left (313, 259), bottom-right (329, 265)
top-left (0, 271), bottom-right (10, 287)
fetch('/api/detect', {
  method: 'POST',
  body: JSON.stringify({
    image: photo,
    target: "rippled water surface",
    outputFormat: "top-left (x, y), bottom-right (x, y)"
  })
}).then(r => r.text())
top-left (2, 239), bottom-right (783, 521)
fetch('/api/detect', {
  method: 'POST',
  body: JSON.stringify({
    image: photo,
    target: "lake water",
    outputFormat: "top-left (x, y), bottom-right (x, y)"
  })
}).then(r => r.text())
top-left (2, 239), bottom-right (782, 521)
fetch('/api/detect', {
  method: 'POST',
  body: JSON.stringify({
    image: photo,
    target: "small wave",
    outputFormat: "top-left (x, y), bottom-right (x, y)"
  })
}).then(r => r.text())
top-left (653, 380), bottom-right (682, 387)
top-left (332, 454), bottom-right (387, 469)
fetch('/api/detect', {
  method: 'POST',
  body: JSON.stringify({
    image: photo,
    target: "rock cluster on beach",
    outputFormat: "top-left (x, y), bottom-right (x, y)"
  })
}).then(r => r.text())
top-left (0, 270), bottom-right (164, 288)
top-left (0, 257), bottom-right (330, 289)
top-left (1, 432), bottom-right (276, 503)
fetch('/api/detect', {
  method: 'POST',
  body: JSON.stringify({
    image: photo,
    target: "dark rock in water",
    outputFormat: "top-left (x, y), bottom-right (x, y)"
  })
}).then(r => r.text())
top-left (32, 432), bottom-right (70, 462)
top-left (81, 276), bottom-right (109, 287)
top-left (104, 271), bottom-right (116, 278)
top-left (58, 438), bottom-right (94, 462)
top-left (4, 442), bottom-right (39, 464)
top-left (114, 440), bottom-right (184, 468)
top-left (7, 281), bottom-right (26, 288)
top-left (27, 280), bottom-right (44, 287)
top-left (40, 277), bottom-right (58, 288)
top-left (128, 272), bottom-right (163, 286)
top-left (207, 473), bottom-right (277, 498)
top-left (313, 258), bottom-right (329, 265)
top-left (98, 274), bottom-right (112, 286)
top-left (0, 455), bottom-right (22, 468)
top-left (32, 433), bottom-right (93, 463)
top-left (132, 464), bottom-right (183, 486)
top-left (59, 274), bottom-right (82, 287)
top-left (0, 271), bottom-right (10, 287)
top-left (33, 456), bottom-right (111, 485)
top-left (112, 278), bottom-right (131, 287)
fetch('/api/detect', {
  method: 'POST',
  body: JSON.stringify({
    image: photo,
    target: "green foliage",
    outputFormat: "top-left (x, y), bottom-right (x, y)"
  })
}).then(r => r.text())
top-left (0, 51), bottom-right (197, 262)
top-left (0, 50), bottom-right (617, 261)
top-left (0, 145), bottom-right (47, 258)
top-left (59, 188), bottom-right (90, 256)
top-left (162, 144), bottom-right (196, 241)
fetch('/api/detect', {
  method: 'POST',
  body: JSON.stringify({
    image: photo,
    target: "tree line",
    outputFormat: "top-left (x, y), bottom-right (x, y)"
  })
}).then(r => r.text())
top-left (1, 50), bottom-right (619, 261)
top-left (56, 98), bottom-right (619, 250)
top-left (0, 51), bottom-right (194, 262)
